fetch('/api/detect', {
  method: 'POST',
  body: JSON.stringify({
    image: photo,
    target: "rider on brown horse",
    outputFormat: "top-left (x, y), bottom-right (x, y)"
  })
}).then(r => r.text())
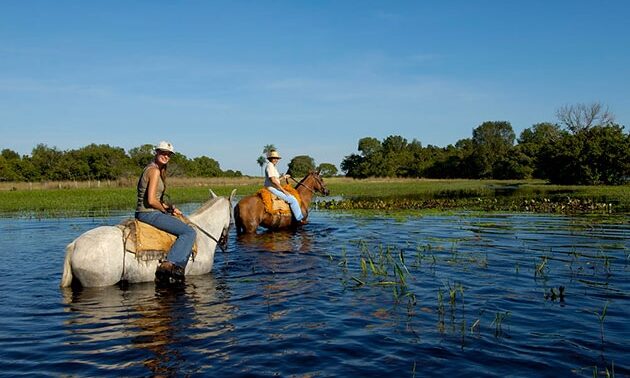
top-left (234, 153), bottom-right (329, 234)
top-left (264, 150), bottom-right (307, 225)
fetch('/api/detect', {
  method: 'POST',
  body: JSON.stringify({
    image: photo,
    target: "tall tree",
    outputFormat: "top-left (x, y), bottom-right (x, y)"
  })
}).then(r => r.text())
top-left (317, 163), bottom-right (338, 177)
top-left (556, 102), bottom-right (615, 133)
top-left (192, 156), bottom-right (222, 177)
top-left (471, 121), bottom-right (515, 178)
top-left (257, 155), bottom-right (266, 176)
top-left (287, 155), bottom-right (316, 178)
top-left (518, 122), bottom-right (565, 178)
top-left (129, 144), bottom-right (156, 171)
top-left (263, 144), bottom-right (277, 154)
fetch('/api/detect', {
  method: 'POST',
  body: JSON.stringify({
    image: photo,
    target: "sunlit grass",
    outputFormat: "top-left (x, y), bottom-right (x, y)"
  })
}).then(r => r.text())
top-left (0, 177), bottom-right (628, 216)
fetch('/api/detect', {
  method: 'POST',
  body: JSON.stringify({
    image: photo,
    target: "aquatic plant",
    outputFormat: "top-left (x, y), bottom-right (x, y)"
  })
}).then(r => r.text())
top-left (535, 255), bottom-right (549, 278)
top-left (491, 311), bottom-right (511, 337)
top-left (594, 300), bottom-right (610, 343)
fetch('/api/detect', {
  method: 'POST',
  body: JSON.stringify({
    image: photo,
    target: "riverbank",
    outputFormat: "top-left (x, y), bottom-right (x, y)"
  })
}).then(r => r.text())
top-left (0, 177), bottom-right (628, 216)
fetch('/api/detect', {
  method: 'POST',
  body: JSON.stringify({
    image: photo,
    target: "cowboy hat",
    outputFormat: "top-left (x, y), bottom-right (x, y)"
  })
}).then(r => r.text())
top-left (267, 150), bottom-right (281, 159)
top-left (155, 141), bottom-right (175, 153)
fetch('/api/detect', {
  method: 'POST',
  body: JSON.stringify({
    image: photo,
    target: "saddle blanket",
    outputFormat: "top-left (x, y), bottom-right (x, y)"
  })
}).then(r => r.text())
top-left (118, 214), bottom-right (197, 261)
top-left (257, 185), bottom-right (303, 216)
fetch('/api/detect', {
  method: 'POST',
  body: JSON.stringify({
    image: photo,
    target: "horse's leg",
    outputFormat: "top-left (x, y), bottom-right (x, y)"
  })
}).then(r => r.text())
top-left (235, 196), bottom-right (264, 234)
top-left (234, 204), bottom-right (245, 235)
top-left (71, 226), bottom-right (124, 287)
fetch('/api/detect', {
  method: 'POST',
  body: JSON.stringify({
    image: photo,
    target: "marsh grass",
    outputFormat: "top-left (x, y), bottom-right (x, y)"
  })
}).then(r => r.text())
top-left (1, 177), bottom-right (629, 216)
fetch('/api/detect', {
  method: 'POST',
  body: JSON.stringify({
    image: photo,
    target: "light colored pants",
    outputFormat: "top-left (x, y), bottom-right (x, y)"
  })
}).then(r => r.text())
top-left (267, 187), bottom-right (304, 221)
top-left (135, 211), bottom-right (196, 268)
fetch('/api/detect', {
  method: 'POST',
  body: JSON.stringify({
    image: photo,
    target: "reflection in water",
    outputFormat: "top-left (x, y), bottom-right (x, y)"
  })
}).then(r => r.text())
top-left (234, 228), bottom-right (321, 322)
top-left (235, 228), bottom-right (313, 253)
top-left (61, 275), bottom-right (234, 376)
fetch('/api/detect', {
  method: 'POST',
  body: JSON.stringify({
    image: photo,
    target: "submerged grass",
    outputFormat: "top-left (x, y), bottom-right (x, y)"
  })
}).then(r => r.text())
top-left (0, 177), bottom-right (628, 216)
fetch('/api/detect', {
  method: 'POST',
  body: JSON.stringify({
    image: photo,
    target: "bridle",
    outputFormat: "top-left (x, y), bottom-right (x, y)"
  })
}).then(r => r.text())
top-left (185, 198), bottom-right (231, 252)
top-left (289, 173), bottom-right (326, 194)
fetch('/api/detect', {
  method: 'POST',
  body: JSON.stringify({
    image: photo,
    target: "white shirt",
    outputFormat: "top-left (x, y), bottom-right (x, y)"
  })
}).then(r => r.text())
top-left (264, 162), bottom-right (280, 188)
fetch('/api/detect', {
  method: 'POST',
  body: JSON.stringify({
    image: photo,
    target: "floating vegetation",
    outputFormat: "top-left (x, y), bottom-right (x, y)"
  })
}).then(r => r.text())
top-left (319, 196), bottom-right (618, 214)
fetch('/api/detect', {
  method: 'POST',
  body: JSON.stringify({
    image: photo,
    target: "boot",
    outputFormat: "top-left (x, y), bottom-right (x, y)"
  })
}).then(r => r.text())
top-left (155, 261), bottom-right (185, 284)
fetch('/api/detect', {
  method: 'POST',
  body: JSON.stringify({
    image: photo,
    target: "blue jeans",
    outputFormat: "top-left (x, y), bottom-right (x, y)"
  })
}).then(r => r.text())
top-left (267, 187), bottom-right (304, 221)
top-left (135, 211), bottom-right (196, 268)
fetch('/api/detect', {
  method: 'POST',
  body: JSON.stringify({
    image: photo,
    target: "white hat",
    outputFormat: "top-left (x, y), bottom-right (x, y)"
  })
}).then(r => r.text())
top-left (267, 150), bottom-right (281, 159)
top-left (155, 141), bottom-right (174, 153)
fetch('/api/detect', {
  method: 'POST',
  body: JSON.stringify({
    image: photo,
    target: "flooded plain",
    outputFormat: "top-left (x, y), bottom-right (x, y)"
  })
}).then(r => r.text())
top-left (0, 207), bottom-right (628, 377)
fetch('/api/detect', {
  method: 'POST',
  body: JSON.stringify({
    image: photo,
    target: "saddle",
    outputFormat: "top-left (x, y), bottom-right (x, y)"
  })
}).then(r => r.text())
top-left (257, 185), bottom-right (303, 216)
top-left (118, 214), bottom-right (197, 261)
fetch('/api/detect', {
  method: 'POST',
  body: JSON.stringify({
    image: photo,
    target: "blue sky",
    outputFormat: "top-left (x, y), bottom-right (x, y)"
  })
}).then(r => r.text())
top-left (1, 1), bottom-right (629, 176)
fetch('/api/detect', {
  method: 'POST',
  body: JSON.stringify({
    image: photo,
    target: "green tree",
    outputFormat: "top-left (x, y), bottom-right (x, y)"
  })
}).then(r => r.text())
top-left (263, 144), bottom-right (277, 155)
top-left (471, 121), bottom-right (515, 178)
top-left (317, 163), bottom-right (338, 177)
top-left (192, 156), bottom-right (222, 177)
top-left (0, 156), bottom-right (20, 181)
top-left (31, 144), bottom-right (65, 180)
top-left (492, 146), bottom-right (533, 179)
top-left (539, 124), bottom-right (630, 185)
top-left (424, 139), bottom-right (475, 179)
top-left (129, 144), bottom-right (156, 171)
top-left (518, 122), bottom-right (565, 178)
top-left (167, 153), bottom-right (191, 177)
top-left (74, 144), bottom-right (131, 180)
top-left (0, 149), bottom-right (22, 181)
top-left (340, 153), bottom-right (363, 177)
top-left (341, 137), bottom-right (384, 178)
top-left (1, 149), bottom-right (20, 161)
top-left (13, 157), bottom-right (40, 181)
top-left (382, 135), bottom-right (412, 176)
top-left (257, 155), bottom-right (266, 176)
top-left (287, 155), bottom-right (316, 178)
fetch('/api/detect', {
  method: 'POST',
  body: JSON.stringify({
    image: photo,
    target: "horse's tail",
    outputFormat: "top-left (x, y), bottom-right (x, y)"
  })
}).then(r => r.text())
top-left (234, 203), bottom-right (244, 235)
top-left (60, 241), bottom-right (75, 288)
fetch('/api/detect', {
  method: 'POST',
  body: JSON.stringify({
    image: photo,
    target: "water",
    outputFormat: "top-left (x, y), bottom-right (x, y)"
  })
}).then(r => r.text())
top-left (0, 210), bottom-right (628, 377)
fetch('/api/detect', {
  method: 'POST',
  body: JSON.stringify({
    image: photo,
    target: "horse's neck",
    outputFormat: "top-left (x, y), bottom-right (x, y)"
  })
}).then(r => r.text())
top-left (296, 179), bottom-right (314, 206)
top-left (189, 197), bottom-right (224, 227)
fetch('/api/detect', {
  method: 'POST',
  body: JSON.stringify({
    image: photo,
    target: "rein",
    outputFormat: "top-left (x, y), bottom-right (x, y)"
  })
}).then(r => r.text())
top-left (289, 176), bottom-right (315, 193)
top-left (183, 206), bottom-right (230, 252)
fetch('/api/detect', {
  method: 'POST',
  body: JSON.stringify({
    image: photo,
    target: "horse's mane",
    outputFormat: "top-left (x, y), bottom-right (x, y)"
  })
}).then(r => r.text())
top-left (190, 196), bottom-right (223, 217)
top-left (295, 171), bottom-right (316, 187)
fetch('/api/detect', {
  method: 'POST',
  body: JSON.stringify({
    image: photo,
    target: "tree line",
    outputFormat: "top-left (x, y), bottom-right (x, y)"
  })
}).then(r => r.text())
top-left (2, 103), bottom-right (628, 185)
top-left (0, 143), bottom-right (242, 182)
top-left (341, 103), bottom-right (630, 185)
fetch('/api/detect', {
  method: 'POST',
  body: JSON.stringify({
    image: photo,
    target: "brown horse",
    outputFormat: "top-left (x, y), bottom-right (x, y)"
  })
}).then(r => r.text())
top-left (234, 170), bottom-right (329, 234)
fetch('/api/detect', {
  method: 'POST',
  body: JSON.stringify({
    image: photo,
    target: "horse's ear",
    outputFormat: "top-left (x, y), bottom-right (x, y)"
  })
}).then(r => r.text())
top-left (229, 188), bottom-right (237, 203)
top-left (209, 189), bottom-right (217, 198)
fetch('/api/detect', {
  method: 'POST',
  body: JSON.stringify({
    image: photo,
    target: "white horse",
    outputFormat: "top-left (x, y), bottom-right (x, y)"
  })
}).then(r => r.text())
top-left (60, 189), bottom-right (235, 288)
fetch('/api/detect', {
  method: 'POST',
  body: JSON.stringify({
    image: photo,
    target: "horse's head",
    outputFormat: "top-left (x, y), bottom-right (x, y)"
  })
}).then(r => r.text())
top-left (309, 170), bottom-right (329, 196)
